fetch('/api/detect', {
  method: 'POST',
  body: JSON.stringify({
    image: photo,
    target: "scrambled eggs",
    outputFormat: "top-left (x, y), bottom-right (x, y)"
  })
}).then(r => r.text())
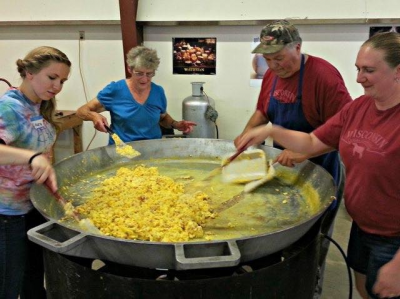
top-left (63, 202), bottom-right (75, 217)
top-left (111, 133), bottom-right (141, 158)
top-left (76, 165), bottom-right (215, 242)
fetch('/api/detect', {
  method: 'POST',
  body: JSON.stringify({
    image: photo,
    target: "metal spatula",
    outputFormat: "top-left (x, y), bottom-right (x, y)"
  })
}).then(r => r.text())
top-left (104, 125), bottom-right (141, 159)
top-left (44, 181), bottom-right (102, 234)
top-left (104, 125), bottom-right (125, 146)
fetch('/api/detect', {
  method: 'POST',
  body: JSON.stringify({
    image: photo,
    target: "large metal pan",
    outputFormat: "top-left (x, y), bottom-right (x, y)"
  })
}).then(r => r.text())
top-left (28, 139), bottom-right (335, 270)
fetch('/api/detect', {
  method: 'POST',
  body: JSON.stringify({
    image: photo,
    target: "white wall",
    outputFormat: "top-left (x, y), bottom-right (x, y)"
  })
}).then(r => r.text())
top-left (143, 24), bottom-right (366, 141)
top-left (2, 0), bottom-right (399, 21)
top-left (0, 0), bottom-right (120, 21)
top-left (1, 0), bottom-right (396, 149)
top-left (0, 25), bottom-right (124, 149)
top-left (136, 0), bottom-right (400, 21)
top-left (137, 0), bottom-right (367, 21)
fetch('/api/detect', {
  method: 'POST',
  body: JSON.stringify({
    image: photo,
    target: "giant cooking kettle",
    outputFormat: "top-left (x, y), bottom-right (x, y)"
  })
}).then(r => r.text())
top-left (28, 139), bottom-right (335, 270)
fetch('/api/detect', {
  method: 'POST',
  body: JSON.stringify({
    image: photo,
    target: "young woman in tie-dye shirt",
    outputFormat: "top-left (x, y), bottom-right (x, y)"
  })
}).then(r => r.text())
top-left (0, 46), bottom-right (71, 299)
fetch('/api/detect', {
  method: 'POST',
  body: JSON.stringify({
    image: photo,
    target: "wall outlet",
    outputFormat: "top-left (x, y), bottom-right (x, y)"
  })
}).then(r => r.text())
top-left (79, 31), bottom-right (85, 40)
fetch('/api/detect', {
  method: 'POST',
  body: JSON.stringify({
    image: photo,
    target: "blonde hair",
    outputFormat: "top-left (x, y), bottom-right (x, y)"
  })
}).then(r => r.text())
top-left (16, 46), bottom-right (71, 130)
top-left (126, 46), bottom-right (160, 71)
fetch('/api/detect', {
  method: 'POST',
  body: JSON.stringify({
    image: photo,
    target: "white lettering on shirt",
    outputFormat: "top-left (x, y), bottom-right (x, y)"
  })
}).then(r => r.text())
top-left (342, 129), bottom-right (388, 157)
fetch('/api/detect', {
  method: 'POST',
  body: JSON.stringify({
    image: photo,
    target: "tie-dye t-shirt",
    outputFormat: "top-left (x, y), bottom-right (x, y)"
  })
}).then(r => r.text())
top-left (0, 89), bottom-right (56, 215)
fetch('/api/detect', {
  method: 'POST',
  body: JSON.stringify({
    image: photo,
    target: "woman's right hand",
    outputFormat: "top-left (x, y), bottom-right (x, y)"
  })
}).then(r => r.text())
top-left (30, 155), bottom-right (57, 191)
top-left (233, 133), bottom-right (244, 148)
top-left (235, 125), bottom-right (272, 150)
top-left (92, 114), bottom-right (109, 133)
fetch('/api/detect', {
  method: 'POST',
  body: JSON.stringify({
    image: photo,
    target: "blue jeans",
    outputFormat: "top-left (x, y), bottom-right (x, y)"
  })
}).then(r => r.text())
top-left (347, 222), bottom-right (400, 299)
top-left (0, 209), bottom-right (46, 299)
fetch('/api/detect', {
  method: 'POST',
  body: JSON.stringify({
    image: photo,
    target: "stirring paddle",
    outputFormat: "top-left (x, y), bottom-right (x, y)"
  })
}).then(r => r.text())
top-left (44, 180), bottom-right (102, 234)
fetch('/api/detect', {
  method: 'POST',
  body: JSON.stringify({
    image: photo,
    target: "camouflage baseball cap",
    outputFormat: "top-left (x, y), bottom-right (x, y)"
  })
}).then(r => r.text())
top-left (252, 20), bottom-right (302, 54)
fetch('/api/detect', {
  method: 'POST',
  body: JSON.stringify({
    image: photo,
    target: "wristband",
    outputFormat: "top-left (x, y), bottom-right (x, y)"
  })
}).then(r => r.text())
top-left (28, 152), bottom-right (43, 165)
top-left (171, 121), bottom-right (178, 129)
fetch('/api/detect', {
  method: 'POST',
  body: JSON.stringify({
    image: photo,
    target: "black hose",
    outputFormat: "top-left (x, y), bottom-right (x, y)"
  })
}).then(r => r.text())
top-left (322, 234), bottom-right (353, 299)
top-left (215, 123), bottom-right (219, 139)
top-left (0, 78), bottom-right (12, 87)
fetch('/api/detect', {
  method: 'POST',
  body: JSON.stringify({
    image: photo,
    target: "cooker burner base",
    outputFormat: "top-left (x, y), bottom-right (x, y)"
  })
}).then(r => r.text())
top-left (94, 250), bottom-right (282, 281)
top-left (43, 222), bottom-right (322, 299)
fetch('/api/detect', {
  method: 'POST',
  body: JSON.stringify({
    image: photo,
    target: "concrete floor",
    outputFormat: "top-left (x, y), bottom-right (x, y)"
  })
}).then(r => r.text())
top-left (321, 201), bottom-right (362, 299)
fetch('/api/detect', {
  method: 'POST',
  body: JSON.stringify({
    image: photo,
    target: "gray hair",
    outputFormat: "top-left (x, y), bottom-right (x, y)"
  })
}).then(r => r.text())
top-left (126, 46), bottom-right (160, 71)
top-left (285, 40), bottom-right (302, 50)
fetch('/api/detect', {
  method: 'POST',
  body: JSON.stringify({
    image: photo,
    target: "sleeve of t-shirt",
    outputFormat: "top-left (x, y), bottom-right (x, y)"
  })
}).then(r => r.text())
top-left (313, 100), bottom-right (352, 149)
top-left (313, 61), bottom-right (352, 123)
top-left (0, 103), bottom-right (23, 144)
top-left (256, 70), bottom-right (273, 117)
top-left (97, 81), bottom-right (119, 111)
top-left (158, 86), bottom-right (167, 114)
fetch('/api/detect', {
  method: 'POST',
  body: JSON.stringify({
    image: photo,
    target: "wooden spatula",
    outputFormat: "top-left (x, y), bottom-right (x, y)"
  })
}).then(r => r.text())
top-left (44, 181), bottom-right (102, 234)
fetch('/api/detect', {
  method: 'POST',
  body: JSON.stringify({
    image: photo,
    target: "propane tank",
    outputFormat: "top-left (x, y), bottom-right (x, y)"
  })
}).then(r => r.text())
top-left (182, 82), bottom-right (218, 138)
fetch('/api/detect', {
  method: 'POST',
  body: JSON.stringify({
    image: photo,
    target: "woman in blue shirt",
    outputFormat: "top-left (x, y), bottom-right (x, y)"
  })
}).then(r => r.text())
top-left (77, 46), bottom-right (196, 144)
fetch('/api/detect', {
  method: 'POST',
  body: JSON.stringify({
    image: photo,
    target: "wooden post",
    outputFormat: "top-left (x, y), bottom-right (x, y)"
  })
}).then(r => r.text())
top-left (119, 0), bottom-right (143, 78)
top-left (52, 110), bottom-right (83, 163)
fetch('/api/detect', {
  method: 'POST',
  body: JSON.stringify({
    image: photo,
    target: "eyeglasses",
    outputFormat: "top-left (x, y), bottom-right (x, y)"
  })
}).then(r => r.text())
top-left (132, 71), bottom-right (156, 78)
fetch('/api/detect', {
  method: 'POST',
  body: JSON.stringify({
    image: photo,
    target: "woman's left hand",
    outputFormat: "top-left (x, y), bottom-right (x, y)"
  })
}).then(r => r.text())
top-left (373, 259), bottom-right (400, 298)
top-left (174, 120), bottom-right (197, 134)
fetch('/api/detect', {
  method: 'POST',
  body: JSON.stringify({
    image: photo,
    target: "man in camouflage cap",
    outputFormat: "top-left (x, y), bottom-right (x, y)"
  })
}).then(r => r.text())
top-left (252, 20), bottom-right (302, 55)
top-left (235, 19), bottom-right (352, 298)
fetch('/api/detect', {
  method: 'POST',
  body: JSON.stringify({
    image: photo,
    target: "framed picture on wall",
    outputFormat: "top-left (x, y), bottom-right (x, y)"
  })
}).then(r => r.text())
top-left (172, 37), bottom-right (216, 75)
top-left (369, 26), bottom-right (400, 37)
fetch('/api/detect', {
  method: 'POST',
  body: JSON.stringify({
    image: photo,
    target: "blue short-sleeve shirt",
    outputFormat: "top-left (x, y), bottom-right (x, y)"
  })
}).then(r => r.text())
top-left (97, 80), bottom-right (167, 144)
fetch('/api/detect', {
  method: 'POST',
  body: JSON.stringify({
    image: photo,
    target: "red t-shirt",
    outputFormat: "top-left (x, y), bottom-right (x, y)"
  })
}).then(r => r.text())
top-left (314, 96), bottom-right (400, 236)
top-left (256, 55), bottom-right (352, 128)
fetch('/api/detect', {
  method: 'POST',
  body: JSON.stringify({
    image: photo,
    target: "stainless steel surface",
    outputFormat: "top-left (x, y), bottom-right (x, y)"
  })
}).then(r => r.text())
top-left (28, 139), bottom-right (336, 270)
top-left (182, 82), bottom-right (217, 138)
